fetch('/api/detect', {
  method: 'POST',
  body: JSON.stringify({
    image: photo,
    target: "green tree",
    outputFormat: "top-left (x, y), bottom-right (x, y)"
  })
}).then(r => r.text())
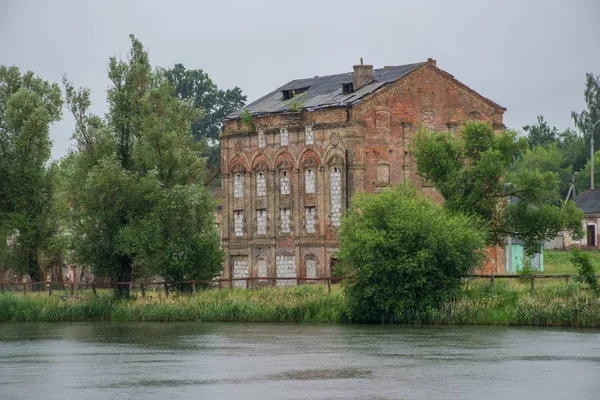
top-left (0, 66), bottom-right (62, 285)
top-left (164, 63), bottom-right (246, 185)
top-left (60, 36), bottom-right (223, 297)
top-left (510, 143), bottom-right (573, 200)
top-left (336, 185), bottom-right (486, 324)
top-left (413, 122), bottom-right (583, 254)
top-left (523, 115), bottom-right (561, 148)
top-left (571, 73), bottom-right (600, 148)
top-left (523, 115), bottom-right (587, 173)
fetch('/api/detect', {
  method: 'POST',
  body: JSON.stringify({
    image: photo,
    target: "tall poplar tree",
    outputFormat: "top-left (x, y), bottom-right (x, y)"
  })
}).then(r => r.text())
top-left (60, 36), bottom-right (222, 297)
top-left (0, 66), bottom-right (62, 284)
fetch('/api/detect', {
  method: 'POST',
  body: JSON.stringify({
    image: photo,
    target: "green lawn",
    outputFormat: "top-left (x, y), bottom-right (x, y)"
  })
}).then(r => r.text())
top-left (543, 249), bottom-right (600, 275)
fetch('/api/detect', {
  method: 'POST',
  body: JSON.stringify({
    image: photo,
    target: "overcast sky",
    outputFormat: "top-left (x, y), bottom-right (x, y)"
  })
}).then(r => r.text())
top-left (1, 0), bottom-right (599, 159)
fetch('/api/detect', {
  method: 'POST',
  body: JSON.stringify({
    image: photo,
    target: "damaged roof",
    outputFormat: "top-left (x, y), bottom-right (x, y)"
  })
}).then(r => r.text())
top-left (575, 190), bottom-right (600, 214)
top-left (227, 62), bottom-right (426, 118)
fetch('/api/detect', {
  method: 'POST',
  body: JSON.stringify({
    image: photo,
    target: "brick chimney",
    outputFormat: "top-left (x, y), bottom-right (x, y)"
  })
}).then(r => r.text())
top-left (427, 57), bottom-right (437, 67)
top-left (353, 58), bottom-right (373, 91)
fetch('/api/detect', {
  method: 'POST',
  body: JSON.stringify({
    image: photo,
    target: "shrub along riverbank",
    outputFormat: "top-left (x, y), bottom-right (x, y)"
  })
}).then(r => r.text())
top-left (1, 281), bottom-right (599, 327)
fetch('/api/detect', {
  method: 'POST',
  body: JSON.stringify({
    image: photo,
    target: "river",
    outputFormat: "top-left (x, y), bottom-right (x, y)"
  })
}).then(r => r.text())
top-left (0, 323), bottom-right (599, 399)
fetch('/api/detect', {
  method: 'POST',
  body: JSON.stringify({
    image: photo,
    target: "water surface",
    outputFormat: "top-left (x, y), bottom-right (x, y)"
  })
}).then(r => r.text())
top-left (1, 323), bottom-right (599, 399)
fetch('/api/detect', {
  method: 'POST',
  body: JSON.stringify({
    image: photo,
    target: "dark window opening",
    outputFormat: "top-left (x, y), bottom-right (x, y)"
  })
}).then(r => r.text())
top-left (282, 87), bottom-right (308, 100)
top-left (342, 82), bottom-right (353, 94)
top-left (587, 225), bottom-right (596, 247)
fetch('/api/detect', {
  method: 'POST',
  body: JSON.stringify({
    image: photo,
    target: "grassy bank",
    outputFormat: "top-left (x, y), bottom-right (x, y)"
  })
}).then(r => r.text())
top-left (1, 281), bottom-right (599, 327)
top-left (0, 285), bottom-right (342, 323)
top-left (544, 249), bottom-right (600, 275)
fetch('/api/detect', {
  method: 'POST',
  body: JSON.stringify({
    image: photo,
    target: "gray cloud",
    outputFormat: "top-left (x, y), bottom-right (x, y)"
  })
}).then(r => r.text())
top-left (1, 0), bottom-right (599, 159)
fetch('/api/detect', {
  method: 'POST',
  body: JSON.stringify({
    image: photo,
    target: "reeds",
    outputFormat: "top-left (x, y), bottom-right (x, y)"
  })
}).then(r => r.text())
top-left (0, 285), bottom-right (343, 323)
top-left (2, 280), bottom-right (599, 327)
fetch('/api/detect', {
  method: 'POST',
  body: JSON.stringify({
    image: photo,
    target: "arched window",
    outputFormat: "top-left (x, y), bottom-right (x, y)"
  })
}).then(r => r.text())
top-left (234, 173), bottom-right (244, 198)
top-left (280, 170), bottom-right (290, 195)
top-left (330, 167), bottom-right (342, 227)
top-left (256, 172), bottom-right (266, 197)
top-left (305, 168), bottom-right (315, 194)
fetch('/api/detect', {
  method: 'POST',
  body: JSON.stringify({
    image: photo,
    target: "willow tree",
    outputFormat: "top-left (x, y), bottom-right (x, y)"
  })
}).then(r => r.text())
top-left (60, 35), bottom-right (222, 297)
top-left (0, 66), bottom-right (62, 284)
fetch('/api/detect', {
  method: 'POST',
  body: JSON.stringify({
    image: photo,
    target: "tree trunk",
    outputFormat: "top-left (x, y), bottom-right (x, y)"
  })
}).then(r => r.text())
top-left (115, 255), bottom-right (133, 298)
top-left (27, 251), bottom-right (43, 292)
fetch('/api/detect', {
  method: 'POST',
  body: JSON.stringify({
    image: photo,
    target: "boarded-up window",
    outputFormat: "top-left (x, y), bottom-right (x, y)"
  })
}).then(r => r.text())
top-left (257, 258), bottom-right (267, 282)
top-left (330, 167), bottom-right (342, 227)
top-left (256, 172), bottom-right (266, 197)
top-left (305, 125), bottom-right (314, 145)
top-left (276, 255), bottom-right (296, 286)
top-left (305, 207), bottom-right (316, 233)
top-left (234, 211), bottom-right (244, 237)
top-left (281, 208), bottom-right (291, 233)
top-left (306, 256), bottom-right (317, 280)
top-left (377, 164), bottom-right (390, 185)
top-left (234, 174), bottom-right (244, 198)
top-left (233, 260), bottom-right (248, 288)
top-left (280, 170), bottom-right (290, 195)
top-left (280, 128), bottom-right (288, 146)
top-left (257, 209), bottom-right (267, 235)
top-left (305, 168), bottom-right (315, 193)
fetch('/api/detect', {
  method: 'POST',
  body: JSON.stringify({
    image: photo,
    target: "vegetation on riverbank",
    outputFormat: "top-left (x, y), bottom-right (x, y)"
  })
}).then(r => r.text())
top-left (1, 280), bottom-right (600, 328)
top-left (0, 285), bottom-right (342, 323)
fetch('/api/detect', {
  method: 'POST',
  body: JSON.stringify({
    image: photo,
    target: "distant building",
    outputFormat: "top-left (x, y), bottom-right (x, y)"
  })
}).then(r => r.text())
top-left (575, 189), bottom-right (600, 248)
top-left (220, 58), bottom-right (507, 286)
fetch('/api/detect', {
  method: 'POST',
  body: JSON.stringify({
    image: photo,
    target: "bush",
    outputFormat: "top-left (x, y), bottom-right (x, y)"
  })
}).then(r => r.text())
top-left (571, 248), bottom-right (599, 294)
top-left (335, 185), bottom-right (486, 323)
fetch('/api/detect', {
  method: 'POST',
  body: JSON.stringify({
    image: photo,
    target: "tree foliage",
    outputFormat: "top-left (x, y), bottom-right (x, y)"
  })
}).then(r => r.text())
top-left (164, 63), bottom-right (246, 185)
top-left (336, 185), bottom-right (486, 324)
top-left (0, 66), bottom-right (62, 282)
top-left (59, 36), bottom-right (222, 297)
top-left (571, 248), bottom-right (599, 295)
top-left (571, 73), bottom-right (600, 144)
top-left (413, 122), bottom-right (583, 254)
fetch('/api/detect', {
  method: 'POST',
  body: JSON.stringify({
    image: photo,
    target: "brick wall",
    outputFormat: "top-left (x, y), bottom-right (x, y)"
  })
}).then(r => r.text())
top-left (220, 62), bottom-right (507, 284)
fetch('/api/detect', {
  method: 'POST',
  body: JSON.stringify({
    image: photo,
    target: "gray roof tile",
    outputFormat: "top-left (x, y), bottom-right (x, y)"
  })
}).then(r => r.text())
top-left (227, 62), bottom-right (426, 118)
top-left (575, 190), bottom-right (600, 214)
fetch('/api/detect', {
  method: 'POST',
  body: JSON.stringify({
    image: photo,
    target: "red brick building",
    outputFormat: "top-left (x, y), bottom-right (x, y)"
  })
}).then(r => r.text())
top-left (220, 58), bottom-right (506, 286)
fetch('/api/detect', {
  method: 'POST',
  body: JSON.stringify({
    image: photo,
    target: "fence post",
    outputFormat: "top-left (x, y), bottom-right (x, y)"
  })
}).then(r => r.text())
top-left (530, 275), bottom-right (535, 295)
top-left (91, 283), bottom-right (97, 296)
top-left (139, 284), bottom-right (145, 298)
top-left (48, 282), bottom-right (52, 297)
top-left (327, 278), bottom-right (331, 293)
top-left (191, 281), bottom-right (196, 294)
top-left (164, 283), bottom-right (169, 298)
top-left (23, 282), bottom-right (26, 296)
top-left (490, 274), bottom-right (495, 285)
top-left (0, 283), bottom-right (3, 293)
top-left (70, 283), bottom-right (74, 296)
top-left (565, 275), bottom-right (570, 284)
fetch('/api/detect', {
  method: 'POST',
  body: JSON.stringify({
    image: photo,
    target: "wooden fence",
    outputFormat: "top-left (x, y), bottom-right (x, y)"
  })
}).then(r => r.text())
top-left (1, 274), bottom-right (598, 297)
top-left (0, 276), bottom-right (343, 296)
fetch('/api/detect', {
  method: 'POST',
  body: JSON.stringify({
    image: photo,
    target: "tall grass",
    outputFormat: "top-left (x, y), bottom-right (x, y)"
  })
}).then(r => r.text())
top-left (1, 281), bottom-right (599, 327)
top-left (428, 280), bottom-right (600, 328)
top-left (0, 285), bottom-right (343, 323)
